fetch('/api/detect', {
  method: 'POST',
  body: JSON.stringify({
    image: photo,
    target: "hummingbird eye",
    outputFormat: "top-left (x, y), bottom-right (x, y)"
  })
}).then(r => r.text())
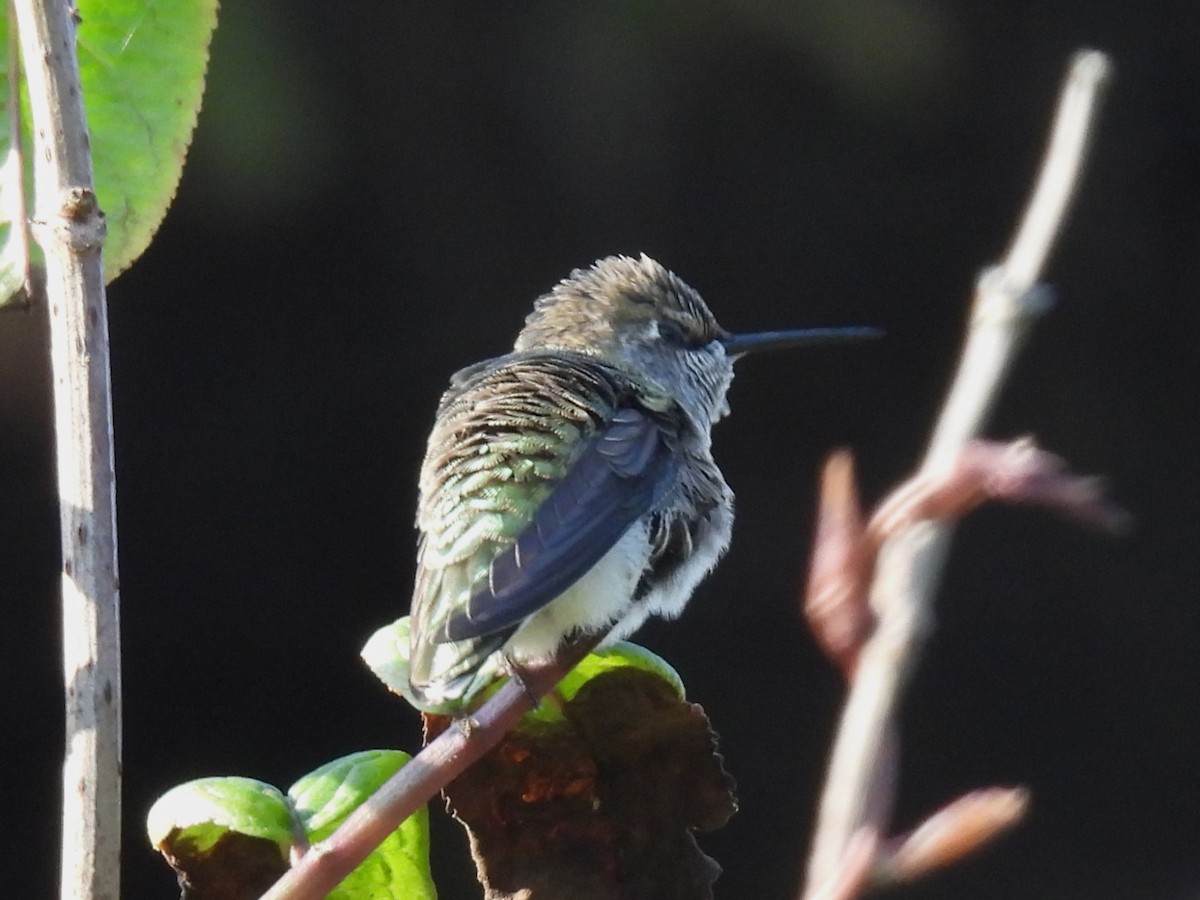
top-left (657, 319), bottom-right (709, 350)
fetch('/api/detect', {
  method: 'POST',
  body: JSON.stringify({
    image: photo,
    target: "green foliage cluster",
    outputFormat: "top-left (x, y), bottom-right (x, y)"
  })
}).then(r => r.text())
top-left (147, 751), bottom-right (437, 899)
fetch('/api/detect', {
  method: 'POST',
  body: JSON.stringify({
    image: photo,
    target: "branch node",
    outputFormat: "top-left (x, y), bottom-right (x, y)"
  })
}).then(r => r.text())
top-left (972, 269), bottom-right (1055, 326)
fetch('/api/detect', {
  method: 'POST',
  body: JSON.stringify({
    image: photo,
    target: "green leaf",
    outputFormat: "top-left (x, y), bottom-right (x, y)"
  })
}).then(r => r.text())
top-left (523, 641), bottom-right (685, 723)
top-left (556, 641), bottom-right (685, 702)
top-left (0, 0), bottom-right (218, 307)
top-left (361, 616), bottom-right (428, 708)
top-left (146, 776), bottom-right (294, 853)
top-left (146, 775), bottom-right (295, 895)
top-left (289, 750), bottom-right (437, 900)
top-left (79, 0), bottom-right (217, 280)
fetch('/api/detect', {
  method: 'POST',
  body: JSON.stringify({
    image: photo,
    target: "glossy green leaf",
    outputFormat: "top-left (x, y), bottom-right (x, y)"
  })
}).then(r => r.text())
top-left (555, 641), bottom-right (685, 702)
top-left (0, 0), bottom-right (218, 307)
top-left (146, 776), bottom-right (294, 853)
top-left (289, 750), bottom-right (436, 900)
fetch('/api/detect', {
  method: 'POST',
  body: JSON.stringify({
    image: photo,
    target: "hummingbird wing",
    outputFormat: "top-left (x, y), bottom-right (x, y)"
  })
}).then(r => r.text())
top-left (409, 353), bottom-right (681, 698)
top-left (442, 401), bottom-right (679, 641)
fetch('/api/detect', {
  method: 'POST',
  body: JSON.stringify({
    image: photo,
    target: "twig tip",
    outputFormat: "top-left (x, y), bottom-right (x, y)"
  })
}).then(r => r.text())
top-left (1070, 49), bottom-right (1113, 86)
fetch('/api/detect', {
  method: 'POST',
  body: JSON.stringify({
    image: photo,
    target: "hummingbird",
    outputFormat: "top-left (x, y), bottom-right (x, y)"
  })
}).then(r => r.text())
top-left (407, 254), bottom-right (877, 709)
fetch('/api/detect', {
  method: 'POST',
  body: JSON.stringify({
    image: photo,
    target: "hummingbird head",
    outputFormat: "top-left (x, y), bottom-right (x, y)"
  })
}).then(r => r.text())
top-left (514, 254), bottom-right (880, 428)
top-left (514, 254), bottom-right (736, 426)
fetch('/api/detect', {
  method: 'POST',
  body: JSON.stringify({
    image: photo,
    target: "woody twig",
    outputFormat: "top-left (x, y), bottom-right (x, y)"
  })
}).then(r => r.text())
top-left (801, 50), bottom-right (1115, 898)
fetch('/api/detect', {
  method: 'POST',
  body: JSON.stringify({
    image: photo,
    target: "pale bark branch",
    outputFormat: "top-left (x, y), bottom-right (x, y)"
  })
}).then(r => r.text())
top-left (10, 2), bottom-right (120, 899)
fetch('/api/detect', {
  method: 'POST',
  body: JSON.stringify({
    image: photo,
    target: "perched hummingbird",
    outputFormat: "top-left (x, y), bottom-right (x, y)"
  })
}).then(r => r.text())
top-left (407, 254), bottom-right (876, 709)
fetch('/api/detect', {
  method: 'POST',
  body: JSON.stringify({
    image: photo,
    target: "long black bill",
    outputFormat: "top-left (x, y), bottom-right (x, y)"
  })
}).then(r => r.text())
top-left (721, 326), bottom-right (883, 358)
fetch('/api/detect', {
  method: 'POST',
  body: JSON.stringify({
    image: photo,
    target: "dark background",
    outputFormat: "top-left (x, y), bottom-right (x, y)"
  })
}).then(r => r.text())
top-left (3, 2), bottom-right (1198, 898)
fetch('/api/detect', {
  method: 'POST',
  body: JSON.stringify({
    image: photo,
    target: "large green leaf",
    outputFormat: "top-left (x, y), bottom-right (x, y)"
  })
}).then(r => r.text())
top-left (0, 0), bottom-right (217, 307)
top-left (290, 751), bottom-right (437, 900)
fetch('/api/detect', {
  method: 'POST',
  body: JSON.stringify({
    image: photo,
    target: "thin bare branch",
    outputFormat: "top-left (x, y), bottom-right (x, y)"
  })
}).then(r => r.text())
top-left (10, 2), bottom-right (119, 899)
top-left (1001, 51), bottom-right (1113, 294)
top-left (926, 50), bottom-right (1112, 469)
top-left (803, 827), bottom-right (879, 900)
top-left (802, 51), bottom-right (1112, 896)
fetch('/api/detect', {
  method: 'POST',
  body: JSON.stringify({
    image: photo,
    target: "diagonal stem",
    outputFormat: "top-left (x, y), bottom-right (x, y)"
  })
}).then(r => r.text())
top-left (260, 635), bottom-right (603, 900)
top-left (802, 50), bottom-right (1112, 896)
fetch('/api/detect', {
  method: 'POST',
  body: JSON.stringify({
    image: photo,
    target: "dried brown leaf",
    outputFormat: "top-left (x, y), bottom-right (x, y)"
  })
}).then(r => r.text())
top-left (443, 668), bottom-right (737, 900)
